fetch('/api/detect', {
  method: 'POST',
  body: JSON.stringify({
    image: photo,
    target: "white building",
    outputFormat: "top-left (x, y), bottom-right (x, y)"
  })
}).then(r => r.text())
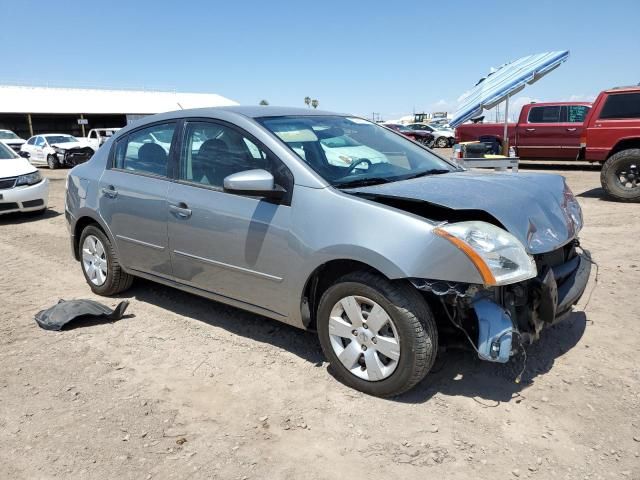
top-left (0, 85), bottom-right (238, 138)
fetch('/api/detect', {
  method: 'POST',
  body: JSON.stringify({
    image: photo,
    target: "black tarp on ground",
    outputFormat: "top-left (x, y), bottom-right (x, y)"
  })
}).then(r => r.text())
top-left (35, 299), bottom-right (130, 331)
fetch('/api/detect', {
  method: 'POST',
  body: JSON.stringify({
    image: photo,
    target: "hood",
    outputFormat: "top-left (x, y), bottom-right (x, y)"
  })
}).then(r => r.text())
top-left (347, 171), bottom-right (582, 254)
top-left (1, 139), bottom-right (26, 146)
top-left (51, 141), bottom-right (92, 150)
top-left (0, 157), bottom-right (37, 177)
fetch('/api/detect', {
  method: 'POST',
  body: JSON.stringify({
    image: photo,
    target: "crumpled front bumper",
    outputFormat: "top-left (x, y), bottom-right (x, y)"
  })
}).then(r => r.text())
top-left (413, 243), bottom-right (592, 364)
top-left (473, 247), bottom-right (591, 362)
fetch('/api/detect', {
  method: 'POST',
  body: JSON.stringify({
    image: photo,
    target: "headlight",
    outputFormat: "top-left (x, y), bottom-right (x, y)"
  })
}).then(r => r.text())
top-left (434, 221), bottom-right (537, 286)
top-left (16, 170), bottom-right (42, 186)
top-left (54, 146), bottom-right (66, 154)
top-left (563, 184), bottom-right (583, 233)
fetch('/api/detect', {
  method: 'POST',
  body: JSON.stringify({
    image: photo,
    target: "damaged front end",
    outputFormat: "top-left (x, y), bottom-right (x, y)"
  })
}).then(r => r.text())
top-left (55, 146), bottom-right (94, 167)
top-left (411, 241), bottom-right (591, 363)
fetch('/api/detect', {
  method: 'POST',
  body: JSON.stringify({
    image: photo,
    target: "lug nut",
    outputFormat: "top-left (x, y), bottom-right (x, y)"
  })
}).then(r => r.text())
top-left (362, 345), bottom-right (367, 351)
top-left (363, 323), bottom-right (368, 329)
top-left (352, 330), bottom-right (357, 336)
top-left (372, 337), bottom-right (377, 344)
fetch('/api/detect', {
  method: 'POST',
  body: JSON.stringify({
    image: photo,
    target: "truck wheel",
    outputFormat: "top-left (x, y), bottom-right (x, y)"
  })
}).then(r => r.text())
top-left (316, 271), bottom-right (437, 397)
top-left (79, 225), bottom-right (134, 296)
top-left (47, 154), bottom-right (60, 170)
top-left (600, 149), bottom-right (640, 202)
top-left (435, 136), bottom-right (449, 148)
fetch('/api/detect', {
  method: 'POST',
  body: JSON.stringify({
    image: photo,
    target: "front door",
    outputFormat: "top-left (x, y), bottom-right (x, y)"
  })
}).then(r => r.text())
top-left (33, 136), bottom-right (46, 164)
top-left (167, 120), bottom-right (294, 316)
top-left (98, 121), bottom-right (178, 278)
top-left (517, 105), bottom-right (563, 159)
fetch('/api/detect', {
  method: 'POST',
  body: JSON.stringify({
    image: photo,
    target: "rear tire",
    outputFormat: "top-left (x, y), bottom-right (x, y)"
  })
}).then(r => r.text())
top-left (47, 154), bottom-right (60, 170)
top-left (600, 149), bottom-right (640, 202)
top-left (317, 271), bottom-right (437, 397)
top-left (79, 225), bottom-right (134, 296)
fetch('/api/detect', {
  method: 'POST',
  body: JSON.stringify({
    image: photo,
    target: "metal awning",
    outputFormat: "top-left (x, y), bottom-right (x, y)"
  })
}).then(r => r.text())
top-left (450, 50), bottom-right (570, 129)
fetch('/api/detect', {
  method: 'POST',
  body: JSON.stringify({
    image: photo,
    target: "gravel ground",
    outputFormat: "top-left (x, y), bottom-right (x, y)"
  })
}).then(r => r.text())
top-left (1, 157), bottom-right (639, 480)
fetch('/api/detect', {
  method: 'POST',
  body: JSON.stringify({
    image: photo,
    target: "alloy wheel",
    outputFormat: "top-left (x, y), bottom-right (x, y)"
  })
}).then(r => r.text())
top-left (436, 137), bottom-right (449, 148)
top-left (328, 295), bottom-right (400, 381)
top-left (616, 161), bottom-right (639, 190)
top-left (82, 235), bottom-right (108, 286)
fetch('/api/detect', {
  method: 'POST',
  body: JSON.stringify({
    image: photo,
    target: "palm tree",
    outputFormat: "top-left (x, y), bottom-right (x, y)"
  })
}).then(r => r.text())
top-left (304, 96), bottom-right (311, 108)
top-left (259, 99), bottom-right (269, 106)
top-left (311, 99), bottom-right (319, 109)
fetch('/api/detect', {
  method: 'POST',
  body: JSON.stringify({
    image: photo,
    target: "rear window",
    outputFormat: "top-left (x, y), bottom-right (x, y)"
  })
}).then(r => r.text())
top-left (528, 106), bottom-right (561, 123)
top-left (565, 105), bottom-right (590, 123)
top-left (599, 93), bottom-right (640, 119)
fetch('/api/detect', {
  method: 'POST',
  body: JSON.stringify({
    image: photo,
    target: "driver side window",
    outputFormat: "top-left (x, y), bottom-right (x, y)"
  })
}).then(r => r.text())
top-left (180, 121), bottom-right (291, 191)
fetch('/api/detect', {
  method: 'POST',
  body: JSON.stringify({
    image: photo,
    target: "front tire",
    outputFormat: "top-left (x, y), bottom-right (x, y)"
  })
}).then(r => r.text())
top-left (435, 136), bottom-right (449, 148)
top-left (317, 271), bottom-right (437, 397)
top-left (79, 225), bottom-right (133, 295)
top-left (600, 149), bottom-right (640, 202)
top-left (47, 154), bottom-right (60, 170)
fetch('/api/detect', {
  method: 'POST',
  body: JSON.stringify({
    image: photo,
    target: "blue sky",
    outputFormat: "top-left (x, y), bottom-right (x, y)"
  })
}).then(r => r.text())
top-left (1, 0), bottom-right (638, 121)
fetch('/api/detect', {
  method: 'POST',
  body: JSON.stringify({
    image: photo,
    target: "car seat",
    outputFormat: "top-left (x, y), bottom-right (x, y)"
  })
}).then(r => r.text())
top-left (137, 143), bottom-right (167, 176)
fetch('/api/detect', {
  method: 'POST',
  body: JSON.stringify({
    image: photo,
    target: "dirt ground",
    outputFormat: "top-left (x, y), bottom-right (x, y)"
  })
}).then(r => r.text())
top-left (1, 156), bottom-right (639, 480)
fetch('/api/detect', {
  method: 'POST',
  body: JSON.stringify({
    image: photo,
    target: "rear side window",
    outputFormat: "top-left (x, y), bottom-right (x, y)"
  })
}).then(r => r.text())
top-left (599, 93), bottom-right (640, 119)
top-left (113, 123), bottom-right (176, 177)
top-left (565, 105), bottom-right (590, 123)
top-left (528, 106), bottom-right (561, 123)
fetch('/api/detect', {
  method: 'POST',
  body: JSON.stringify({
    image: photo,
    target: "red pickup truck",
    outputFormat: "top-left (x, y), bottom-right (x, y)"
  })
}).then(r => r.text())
top-left (455, 102), bottom-right (592, 159)
top-left (580, 85), bottom-right (640, 201)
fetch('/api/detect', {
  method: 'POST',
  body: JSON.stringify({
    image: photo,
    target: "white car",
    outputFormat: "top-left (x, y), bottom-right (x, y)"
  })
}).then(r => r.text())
top-left (319, 135), bottom-right (388, 166)
top-left (21, 134), bottom-right (95, 169)
top-left (0, 129), bottom-right (26, 153)
top-left (0, 141), bottom-right (49, 215)
top-left (406, 123), bottom-right (455, 148)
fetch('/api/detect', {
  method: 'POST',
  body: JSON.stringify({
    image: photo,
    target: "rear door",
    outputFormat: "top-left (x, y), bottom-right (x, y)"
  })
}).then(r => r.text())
top-left (517, 105), bottom-right (563, 159)
top-left (98, 122), bottom-right (178, 278)
top-left (166, 119), bottom-right (294, 316)
top-left (559, 105), bottom-right (590, 157)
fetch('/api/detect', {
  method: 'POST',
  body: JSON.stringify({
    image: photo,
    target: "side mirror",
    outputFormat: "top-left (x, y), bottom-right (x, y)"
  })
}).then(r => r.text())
top-left (223, 169), bottom-right (285, 200)
top-left (19, 151), bottom-right (30, 158)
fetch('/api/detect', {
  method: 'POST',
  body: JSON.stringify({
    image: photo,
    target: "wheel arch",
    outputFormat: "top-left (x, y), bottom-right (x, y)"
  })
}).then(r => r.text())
top-left (607, 138), bottom-right (640, 159)
top-left (72, 213), bottom-right (115, 261)
top-left (300, 258), bottom-right (402, 330)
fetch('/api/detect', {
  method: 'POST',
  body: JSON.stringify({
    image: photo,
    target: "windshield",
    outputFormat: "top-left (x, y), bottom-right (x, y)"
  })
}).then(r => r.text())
top-left (0, 131), bottom-right (20, 140)
top-left (258, 115), bottom-right (455, 187)
top-left (45, 135), bottom-right (77, 144)
top-left (0, 141), bottom-right (18, 159)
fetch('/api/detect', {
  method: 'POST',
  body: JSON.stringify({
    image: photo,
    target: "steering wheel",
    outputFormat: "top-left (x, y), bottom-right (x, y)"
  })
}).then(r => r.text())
top-left (346, 158), bottom-right (372, 174)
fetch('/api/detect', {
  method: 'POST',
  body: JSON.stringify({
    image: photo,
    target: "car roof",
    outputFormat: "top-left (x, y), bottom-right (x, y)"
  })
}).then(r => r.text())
top-left (175, 105), bottom-right (347, 119)
top-left (43, 133), bottom-right (74, 137)
top-left (604, 85), bottom-right (640, 94)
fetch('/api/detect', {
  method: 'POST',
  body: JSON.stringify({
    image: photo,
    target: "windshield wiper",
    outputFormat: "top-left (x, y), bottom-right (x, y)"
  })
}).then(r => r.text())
top-left (334, 177), bottom-right (393, 188)
top-left (404, 169), bottom-right (452, 180)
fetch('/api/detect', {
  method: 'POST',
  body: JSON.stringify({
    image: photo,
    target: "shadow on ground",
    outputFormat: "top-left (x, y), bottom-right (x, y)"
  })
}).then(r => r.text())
top-left (0, 208), bottom-right (61, 225)
top-left (400, 312), bottom-right (587, 404)
top-left (122, 278), bottom-right (325, 365)
top-left (119, 278), bottom-right (587, 403)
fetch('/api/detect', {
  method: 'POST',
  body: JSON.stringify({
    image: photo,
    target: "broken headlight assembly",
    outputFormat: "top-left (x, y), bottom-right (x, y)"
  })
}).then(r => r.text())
top-left (434, 221), bottom-right (537, 286)
top-left (15, 170), bottom-right (42, 186)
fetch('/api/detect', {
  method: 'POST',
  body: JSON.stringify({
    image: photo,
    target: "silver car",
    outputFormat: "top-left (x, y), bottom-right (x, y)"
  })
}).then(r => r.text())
top-left (65, 107), bottom-right (590, 397)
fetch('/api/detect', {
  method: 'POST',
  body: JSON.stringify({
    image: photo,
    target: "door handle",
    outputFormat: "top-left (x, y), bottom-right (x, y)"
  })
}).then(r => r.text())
top-left (566, 128), bottom-right (577, 132)
top-left (169, 203), bottom-right (192, 219)
top-left (525, 128), bottom-right (536, 132)
top-left (101, 186), bottom-right (118, 198)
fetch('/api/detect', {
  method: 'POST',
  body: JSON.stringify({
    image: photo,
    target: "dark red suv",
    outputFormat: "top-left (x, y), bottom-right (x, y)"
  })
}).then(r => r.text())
top-left (581, 85), bottom-right (640, 201)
